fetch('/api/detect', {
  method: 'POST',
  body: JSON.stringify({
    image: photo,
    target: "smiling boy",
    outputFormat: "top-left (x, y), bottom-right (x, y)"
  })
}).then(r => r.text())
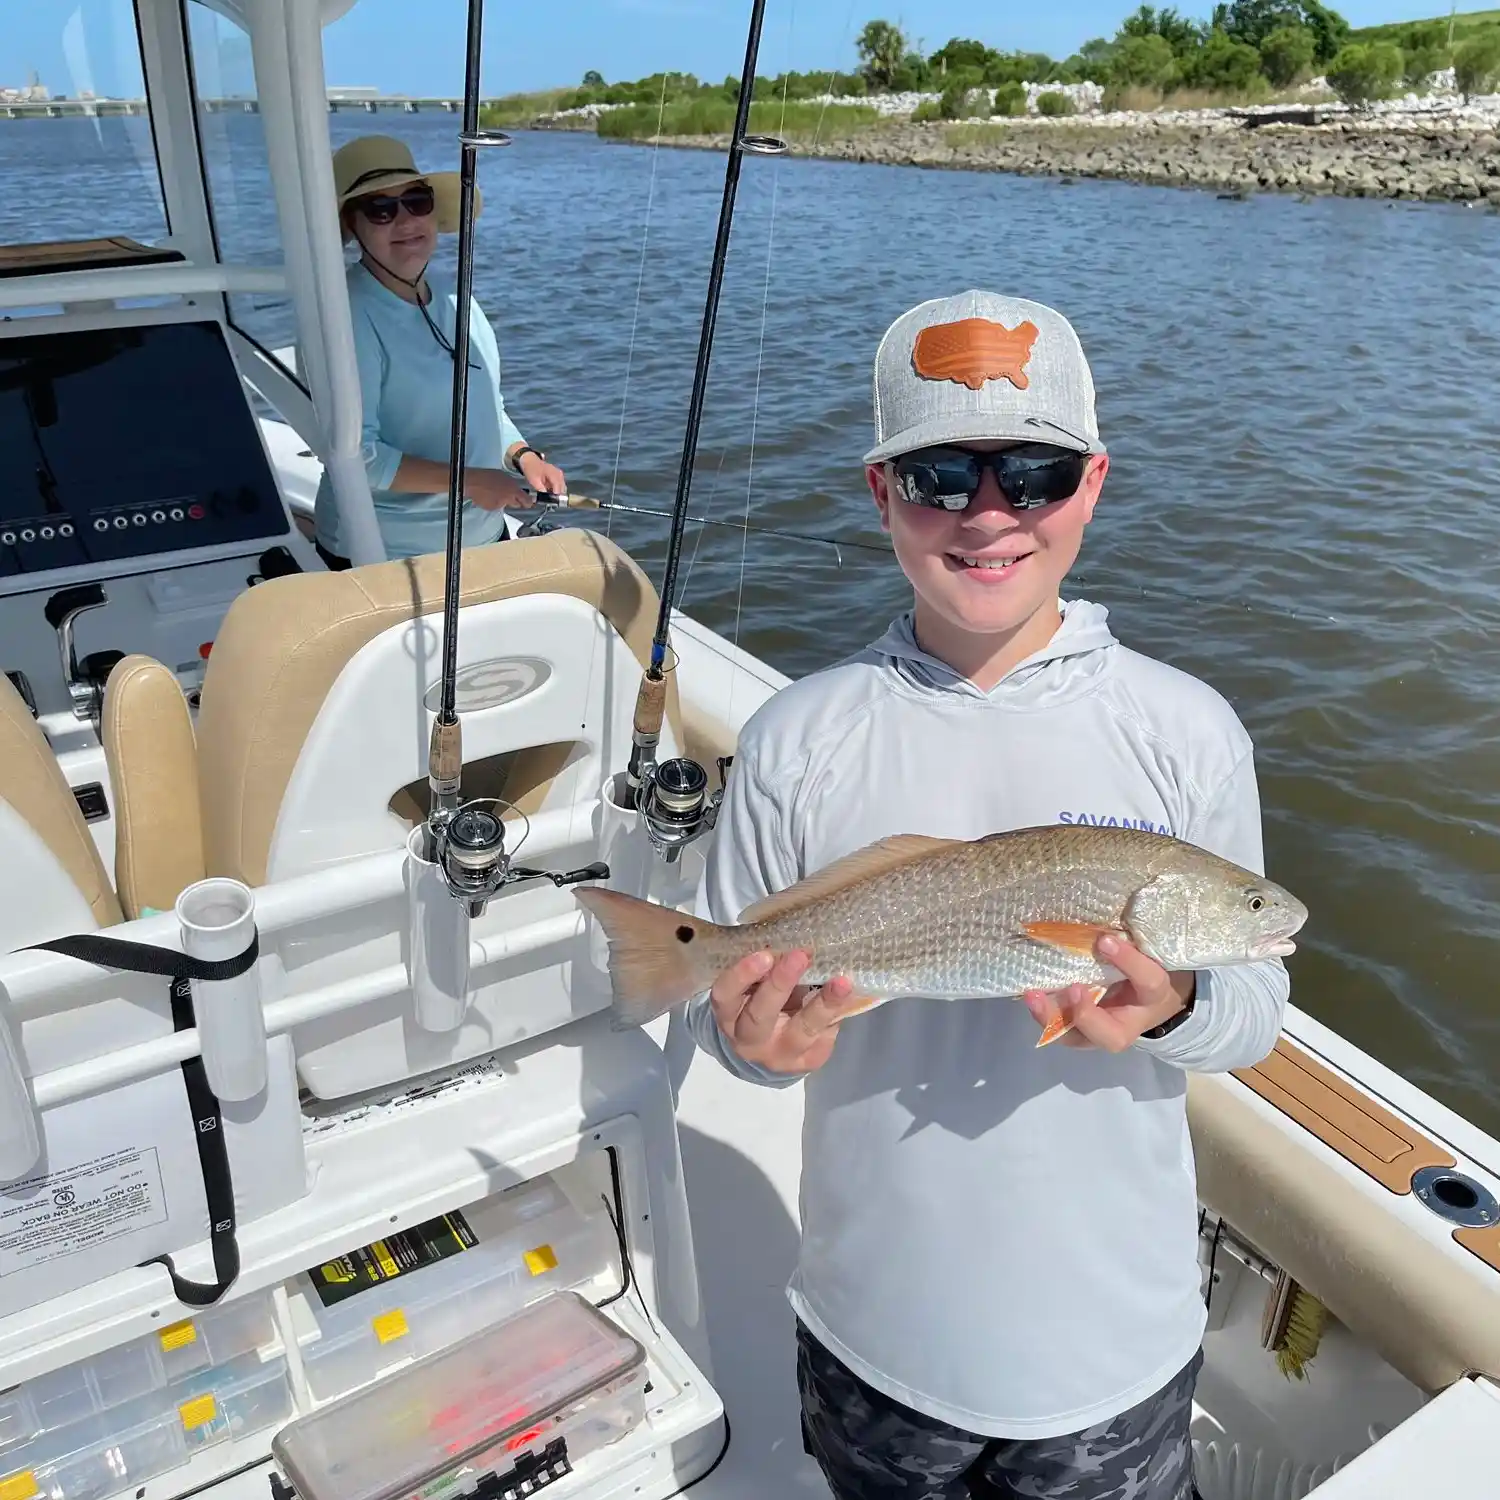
top-left (683, 290), bottom-right (1289, 1498)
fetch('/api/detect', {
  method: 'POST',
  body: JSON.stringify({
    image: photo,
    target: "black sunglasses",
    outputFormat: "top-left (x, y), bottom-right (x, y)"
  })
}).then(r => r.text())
top-left (891, 443), bottom-right (1089, 512)
top-left (353, 183), bottom-right (436, 225)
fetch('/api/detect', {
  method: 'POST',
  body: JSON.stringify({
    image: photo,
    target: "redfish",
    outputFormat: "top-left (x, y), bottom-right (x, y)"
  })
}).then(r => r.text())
top-left (576, 824), bottom-right (1305, 1044)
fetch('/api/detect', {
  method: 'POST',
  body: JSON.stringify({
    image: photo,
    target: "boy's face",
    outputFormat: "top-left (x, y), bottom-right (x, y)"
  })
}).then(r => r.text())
top-left (866, 439), bottom-right (1109, 650)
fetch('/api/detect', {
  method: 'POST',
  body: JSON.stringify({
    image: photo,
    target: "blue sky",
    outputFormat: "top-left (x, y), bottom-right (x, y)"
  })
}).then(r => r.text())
top-left (4, 0), bottom-right (1450, 100)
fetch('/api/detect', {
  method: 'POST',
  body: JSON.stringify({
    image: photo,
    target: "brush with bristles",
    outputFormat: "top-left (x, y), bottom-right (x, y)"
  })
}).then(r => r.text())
top-left (1261, 1268), bottom-right (1327, 1380)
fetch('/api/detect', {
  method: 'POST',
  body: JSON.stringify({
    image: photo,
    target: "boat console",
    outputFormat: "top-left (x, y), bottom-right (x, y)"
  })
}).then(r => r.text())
top-left (0, 320), bottom-right (290, 579)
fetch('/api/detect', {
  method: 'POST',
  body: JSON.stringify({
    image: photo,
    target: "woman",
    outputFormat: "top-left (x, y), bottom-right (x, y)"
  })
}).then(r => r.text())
top-left (312, 134), bottom-right (565, 567)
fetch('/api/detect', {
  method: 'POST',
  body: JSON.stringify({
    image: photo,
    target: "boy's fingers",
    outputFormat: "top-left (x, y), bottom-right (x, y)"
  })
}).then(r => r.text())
top-left (738, 950), bottom-right (812, 1041)
top-left (784, 977), bottom-right (868, 1048)
top-left (709, 950), bottom-right (774, 1031)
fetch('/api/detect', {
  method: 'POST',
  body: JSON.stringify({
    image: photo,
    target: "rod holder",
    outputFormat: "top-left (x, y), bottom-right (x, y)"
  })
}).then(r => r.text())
top-left (404, 826), bottom-right (470, 1032)
top-left (176, 878), bottom-right (266, 1102)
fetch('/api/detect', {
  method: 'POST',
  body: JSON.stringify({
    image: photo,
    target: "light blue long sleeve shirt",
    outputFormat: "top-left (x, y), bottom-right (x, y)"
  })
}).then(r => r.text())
top-left (314, 261), bottom-right (526, 562)
top-left (685, 601), bottom-right (1289, 1439)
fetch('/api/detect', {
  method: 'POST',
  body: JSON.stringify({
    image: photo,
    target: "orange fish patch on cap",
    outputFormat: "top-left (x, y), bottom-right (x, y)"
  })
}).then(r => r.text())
top-left (912, 317), bottom-right (1039, 392)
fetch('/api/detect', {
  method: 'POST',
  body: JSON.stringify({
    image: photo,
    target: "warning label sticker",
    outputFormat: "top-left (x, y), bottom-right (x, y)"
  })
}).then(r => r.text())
top-left (0, 1148), bottom-right (168, 1276)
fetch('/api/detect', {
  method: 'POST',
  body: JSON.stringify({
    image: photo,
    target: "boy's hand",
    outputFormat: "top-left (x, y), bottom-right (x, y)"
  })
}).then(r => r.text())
top-left (1022, 934), bottom-right (1195, 1053)
top-left (710, 949), bottom-right (871, 1074)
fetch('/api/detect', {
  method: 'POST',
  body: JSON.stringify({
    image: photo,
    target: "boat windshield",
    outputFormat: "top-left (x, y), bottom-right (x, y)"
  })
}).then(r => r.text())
top-left (184, 0), bottom-right (291, 360)
top-left (0, 0), bottom-right (167, 251)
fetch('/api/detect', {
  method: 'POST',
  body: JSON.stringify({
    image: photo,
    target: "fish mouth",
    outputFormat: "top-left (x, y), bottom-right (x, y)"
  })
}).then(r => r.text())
top-left (1258, 937), bottom-right (1298, 958)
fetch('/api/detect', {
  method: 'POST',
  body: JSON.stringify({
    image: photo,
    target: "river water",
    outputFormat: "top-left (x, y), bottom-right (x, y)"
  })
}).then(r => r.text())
top-left (5, 111), bottom-right (1500, 1137)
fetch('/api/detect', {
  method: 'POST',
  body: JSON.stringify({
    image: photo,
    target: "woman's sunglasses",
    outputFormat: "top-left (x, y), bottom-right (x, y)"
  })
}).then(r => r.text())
top-left (890, 443), bottom-right (1089, 512)
top-left (353, 183), bottom-right (436, 225)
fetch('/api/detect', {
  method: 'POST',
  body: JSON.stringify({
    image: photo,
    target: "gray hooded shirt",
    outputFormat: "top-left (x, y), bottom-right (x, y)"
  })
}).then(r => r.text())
top-left (684, 599), bottom-right (1288, 1439)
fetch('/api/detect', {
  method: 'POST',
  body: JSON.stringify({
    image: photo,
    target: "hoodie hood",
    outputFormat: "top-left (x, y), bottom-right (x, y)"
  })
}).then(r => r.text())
top-left (868, 598), bottom-right (1117, 704)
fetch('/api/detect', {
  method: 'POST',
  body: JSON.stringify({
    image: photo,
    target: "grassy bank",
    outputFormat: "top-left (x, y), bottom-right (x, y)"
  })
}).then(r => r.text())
top-left (478, 89), bottom-right (575, 126)
top-left (595, 99), bottom-right (880, 141)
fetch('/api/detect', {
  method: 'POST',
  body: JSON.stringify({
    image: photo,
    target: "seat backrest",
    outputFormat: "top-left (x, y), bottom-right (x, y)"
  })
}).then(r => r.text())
top-left (194, 529), bottom-right (683, 886)
top-left (0, 673), bottom-right (122, 948)
top-left (101, 655), bottom-right (206, 920)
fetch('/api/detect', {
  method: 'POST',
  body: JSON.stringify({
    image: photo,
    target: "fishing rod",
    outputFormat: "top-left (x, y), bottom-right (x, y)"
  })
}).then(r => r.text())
top-left (420, 0), bottom-right (606, 913)
top-left (528, 492), bottom-right (892, 556)
top-left (619, 0), bottom-right (789, 862)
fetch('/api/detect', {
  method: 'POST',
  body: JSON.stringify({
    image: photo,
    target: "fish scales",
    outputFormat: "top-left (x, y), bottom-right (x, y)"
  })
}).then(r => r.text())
top-left (751, 850), bottom-right (1150, 998)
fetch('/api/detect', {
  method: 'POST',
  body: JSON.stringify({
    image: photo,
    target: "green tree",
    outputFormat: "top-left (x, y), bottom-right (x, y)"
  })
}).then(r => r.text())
top-left (931, 38), bottom-right (995, 74)
top-left (1453, 31), bottom-right (1500, 100)
top-left (1211, 0), bottom-right (1347, 62)
top-left (1111, 33), bottom-right (1179, 87)
top-left (888, 51), bottom-right (933, 91)
top-left (1119, 5), bottom-right (1206, 56)
top-left (582, 70), bottom-right (605, 86)
top-left (857, 20), bottom-right (909, 89)
top-left (1324, 41), bottom-right (1403, 107)
top-left (1035, 89), bottom-right (1075, 114)
top-left (1181, 29), bottom-right (1264, 90)
top-left (1259, 25), bottom-right (1316, 85)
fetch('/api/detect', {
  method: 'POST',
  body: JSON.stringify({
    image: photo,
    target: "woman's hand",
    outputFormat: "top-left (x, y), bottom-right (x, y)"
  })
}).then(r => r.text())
top-left (517, 450), bottom-right (567, 499)
top-left (710, 949), bottom-right (873, 1075)
top-left (467, 468), bottom-right (533, 511)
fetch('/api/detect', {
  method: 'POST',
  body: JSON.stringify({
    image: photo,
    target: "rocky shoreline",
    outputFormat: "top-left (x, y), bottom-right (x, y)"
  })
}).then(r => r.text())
top-left (606, 117), bottom-right (1500, 205)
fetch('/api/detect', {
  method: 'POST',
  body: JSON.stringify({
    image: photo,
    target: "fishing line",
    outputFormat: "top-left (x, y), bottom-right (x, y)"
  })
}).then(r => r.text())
top-left (811, 0), bottom-right (862, 151)
top-left (728, 0), bottom-right (795, 727)
top-left (539, 494), bottom-right (1343, 627)
top-left (607, 68), bottom-right (672, 530)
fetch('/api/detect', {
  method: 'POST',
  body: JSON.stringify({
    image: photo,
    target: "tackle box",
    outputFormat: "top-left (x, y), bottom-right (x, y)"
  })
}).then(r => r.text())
top-left (272, 1291), bottom-right (647, 1500)
top-left (0, 1353), bottom-right (292, 1500)
top-left (0, 1291), bottom-right (276, 1451)
top-left (295, 1176), bottom-right (615, 1402)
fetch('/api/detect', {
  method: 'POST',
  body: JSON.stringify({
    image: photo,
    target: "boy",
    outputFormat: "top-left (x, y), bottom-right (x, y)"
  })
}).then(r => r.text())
top-left (683, 291), bottom-right (1288, 1499)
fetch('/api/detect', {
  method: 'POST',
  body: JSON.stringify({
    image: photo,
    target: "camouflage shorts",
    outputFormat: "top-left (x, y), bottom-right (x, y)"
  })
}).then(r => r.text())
top-left (796, 1320), bottom-right (1202, 1500)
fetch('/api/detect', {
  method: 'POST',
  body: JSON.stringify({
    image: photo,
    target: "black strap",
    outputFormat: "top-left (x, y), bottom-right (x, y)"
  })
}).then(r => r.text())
top-left (27, 931), bottom-right (259, 1305)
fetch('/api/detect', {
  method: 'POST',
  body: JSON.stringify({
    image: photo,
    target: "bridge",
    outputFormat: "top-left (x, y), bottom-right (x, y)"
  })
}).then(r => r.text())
top-left (0, 96), bottom-right (479, 120)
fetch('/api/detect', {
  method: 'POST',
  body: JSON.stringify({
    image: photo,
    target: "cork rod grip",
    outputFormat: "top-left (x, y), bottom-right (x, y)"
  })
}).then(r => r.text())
top-left (428, 716), bottom-right (464, 788)
top-left (632, 671), bottom-right (667, 740)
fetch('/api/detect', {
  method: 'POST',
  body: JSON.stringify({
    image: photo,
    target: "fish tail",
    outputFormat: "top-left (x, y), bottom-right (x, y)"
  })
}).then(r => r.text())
top-left (575, 887), bottom-right (725, 1028)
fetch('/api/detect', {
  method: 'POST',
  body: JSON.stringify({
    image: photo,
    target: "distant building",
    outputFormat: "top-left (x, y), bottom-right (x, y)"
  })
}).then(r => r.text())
top-left (326, 85), bottom-right (381, 101)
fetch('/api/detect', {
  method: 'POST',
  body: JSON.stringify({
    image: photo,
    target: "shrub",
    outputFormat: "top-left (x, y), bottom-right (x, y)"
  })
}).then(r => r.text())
top-left (1324, 41), bottom-right (1404, 108)
top-left (991, 81), bottom-right (1027, 116)
top-left (1454, 32), bottom-right (1500, 100)
top-left (1035, 90), bottom-right (1075, 116)
top-left (1259, 26), bottom-right (1317, 87)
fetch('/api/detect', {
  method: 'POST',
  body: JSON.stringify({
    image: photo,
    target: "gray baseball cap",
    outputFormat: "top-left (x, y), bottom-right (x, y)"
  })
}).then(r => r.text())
top-left (864, 289), bottom-right (1105, 465)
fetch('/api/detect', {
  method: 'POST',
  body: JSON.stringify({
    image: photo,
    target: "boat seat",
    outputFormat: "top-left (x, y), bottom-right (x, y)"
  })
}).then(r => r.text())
top-left (100, 655), bottom-right (206, 920)
top-left (0, 673), bottom-right (122, 949)
top-left (193, 528), bottom-right (682, 886)
top-left (1188, 1069), bottom-right (1500, 1394)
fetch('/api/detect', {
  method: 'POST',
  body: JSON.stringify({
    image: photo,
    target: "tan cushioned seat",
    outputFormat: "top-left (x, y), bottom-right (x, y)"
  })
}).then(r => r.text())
top-left (101, 655), bottom-right (206, 919)
top-left (0, 674), bottom-right (121, 930)
top-left (195, 529), bottom-right (682, 887)
top-left (1188, 1069), bottom-right (1500, 1393)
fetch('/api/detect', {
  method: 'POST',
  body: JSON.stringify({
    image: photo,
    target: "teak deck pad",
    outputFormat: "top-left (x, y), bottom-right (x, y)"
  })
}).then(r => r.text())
top-left (1235, 1038), bottom-right (1500, 1276)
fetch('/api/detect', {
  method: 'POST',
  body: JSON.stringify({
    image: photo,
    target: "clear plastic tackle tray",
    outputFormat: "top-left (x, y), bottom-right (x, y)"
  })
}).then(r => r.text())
top-left (272, 1292), bottom-right (646, 1500)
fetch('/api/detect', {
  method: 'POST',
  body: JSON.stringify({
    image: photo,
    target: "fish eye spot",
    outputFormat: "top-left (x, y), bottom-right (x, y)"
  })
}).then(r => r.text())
top-left (675, 925), bottom-right (695, 943)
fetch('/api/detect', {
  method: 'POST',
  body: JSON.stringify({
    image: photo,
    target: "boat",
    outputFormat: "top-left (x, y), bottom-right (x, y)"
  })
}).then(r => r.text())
top-left (1, 2), bottom-right (1497, 1498)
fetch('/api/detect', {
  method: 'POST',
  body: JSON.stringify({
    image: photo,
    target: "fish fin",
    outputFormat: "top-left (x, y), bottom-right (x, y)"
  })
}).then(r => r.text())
top-left (1034, 985), bottom-right (1107, 1048)
top-left (574, 888), bottom-right (721, 1028)
top-left (737, 835), bottom-right (956, 925)
top-left (1020, 921), bottom-right (1123, 957)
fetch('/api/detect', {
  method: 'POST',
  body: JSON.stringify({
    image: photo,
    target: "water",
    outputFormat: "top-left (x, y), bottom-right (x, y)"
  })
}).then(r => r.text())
top-left (5, 114), bottom-right (1500, 1137)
